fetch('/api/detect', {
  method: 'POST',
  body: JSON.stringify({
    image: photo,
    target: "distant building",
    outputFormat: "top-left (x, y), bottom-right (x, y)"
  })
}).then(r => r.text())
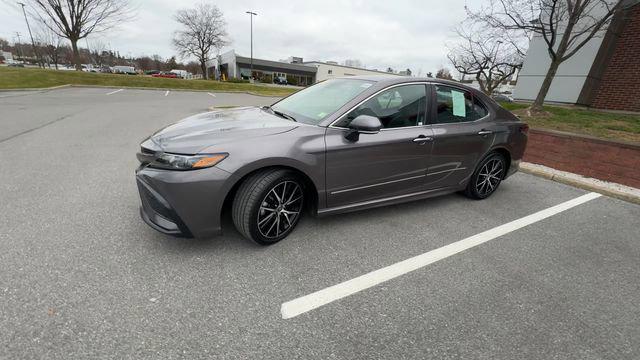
top-left (302, 61), bottom-right (403, 82)
top-left (515, 0), bottom-right (640, 112)
top-left (207, 50), bottom-right (316, 86)
top-left (207, 49), bottom-right (407, 85)
top-left (1, 51), bottom-right (13, 62)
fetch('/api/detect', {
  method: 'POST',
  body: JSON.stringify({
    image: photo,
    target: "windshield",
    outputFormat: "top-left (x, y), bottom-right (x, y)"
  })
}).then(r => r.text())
top-left (271, 79), bottom-right (374, 125)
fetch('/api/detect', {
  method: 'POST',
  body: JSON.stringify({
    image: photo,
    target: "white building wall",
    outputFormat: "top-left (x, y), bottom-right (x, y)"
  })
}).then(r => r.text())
top-left (304, 62), bottom-right (403, 82)
top-left (513, 2), bottom-right (613, 103)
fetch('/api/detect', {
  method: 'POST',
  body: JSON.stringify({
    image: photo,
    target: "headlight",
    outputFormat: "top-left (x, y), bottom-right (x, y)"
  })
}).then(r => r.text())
top-left (149, 153), bottom-right (228, 170)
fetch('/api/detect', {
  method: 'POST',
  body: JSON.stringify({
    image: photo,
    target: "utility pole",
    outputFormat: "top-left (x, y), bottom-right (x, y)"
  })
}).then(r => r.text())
top-left (245, 11), bottom-right (257, 82)
top-left (17, 2), bottom-right (42, 68)
top-left (15, 32), bottom-right (23, 62)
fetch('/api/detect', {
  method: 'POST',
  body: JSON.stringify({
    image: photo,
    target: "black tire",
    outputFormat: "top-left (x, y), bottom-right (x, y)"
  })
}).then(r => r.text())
top-left (232, 169), bottom-right (304, 245)
top-left (463, 152), bottom-right (506, 200)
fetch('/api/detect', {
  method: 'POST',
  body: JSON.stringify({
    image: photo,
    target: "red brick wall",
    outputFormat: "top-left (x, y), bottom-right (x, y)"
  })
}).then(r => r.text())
top-left (591, 5), bottom-right (640, 112)
top-left (523, 129), bottom-right (640, 188)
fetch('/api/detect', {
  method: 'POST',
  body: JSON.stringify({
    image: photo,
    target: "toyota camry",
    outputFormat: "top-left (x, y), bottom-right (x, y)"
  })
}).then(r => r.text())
top-left (136, 76), bottom-right (528, 245)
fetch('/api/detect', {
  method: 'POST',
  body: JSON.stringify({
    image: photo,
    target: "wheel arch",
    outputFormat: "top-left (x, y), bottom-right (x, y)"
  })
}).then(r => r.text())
top-left (487, 146), bottom-right (512, 179)
top-left (221, 164), bottom-right (320, 220)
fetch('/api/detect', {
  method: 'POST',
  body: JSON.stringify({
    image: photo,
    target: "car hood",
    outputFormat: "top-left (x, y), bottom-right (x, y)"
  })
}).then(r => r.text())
top-left (143, 107), bottom-right (298, 154)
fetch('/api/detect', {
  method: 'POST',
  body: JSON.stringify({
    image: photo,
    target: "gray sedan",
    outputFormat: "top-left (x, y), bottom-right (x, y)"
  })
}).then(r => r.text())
top-left (136, 76), bottom-right (528, 244)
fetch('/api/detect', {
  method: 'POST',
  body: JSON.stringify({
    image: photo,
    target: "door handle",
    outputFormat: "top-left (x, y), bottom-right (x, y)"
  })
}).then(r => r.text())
top-left (477, 130), bottom-right (493, 136)
top-left (412, 135), bottom-right (433, 143)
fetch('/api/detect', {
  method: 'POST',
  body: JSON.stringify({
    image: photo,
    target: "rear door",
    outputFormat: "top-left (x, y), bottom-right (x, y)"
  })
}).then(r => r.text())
top-left (325, 84), bottom-right (433, 208)
top-left (425, 84), bottom-right (495, 189)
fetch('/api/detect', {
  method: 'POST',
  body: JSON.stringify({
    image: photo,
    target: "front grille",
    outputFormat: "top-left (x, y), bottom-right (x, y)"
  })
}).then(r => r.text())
top-left (141, 146), bottom-right (155, 155)
top-left (137, 147), bottom-right (158, 165)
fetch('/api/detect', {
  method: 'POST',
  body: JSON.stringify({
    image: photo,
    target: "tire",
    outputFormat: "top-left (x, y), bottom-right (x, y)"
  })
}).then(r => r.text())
top-left (232, 169), bottom-right (304, 245)
top-left (463, 152), bottom-right (506, 200)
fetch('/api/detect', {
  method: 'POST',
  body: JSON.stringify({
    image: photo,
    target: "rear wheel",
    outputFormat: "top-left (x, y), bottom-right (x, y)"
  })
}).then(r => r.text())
top-left (464, 152), bottom-right (506, 199)
top-left (232, 169), bottom-right (304, 245)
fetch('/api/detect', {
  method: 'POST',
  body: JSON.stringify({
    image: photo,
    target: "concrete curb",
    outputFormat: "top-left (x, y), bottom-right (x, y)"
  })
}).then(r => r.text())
top-left (520, 162), bottom-right (640, 205)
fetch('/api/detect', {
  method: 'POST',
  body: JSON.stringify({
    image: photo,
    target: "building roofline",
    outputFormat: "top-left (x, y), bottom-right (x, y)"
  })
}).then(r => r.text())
top-left (234, 55), bottom-right (317, 73)
top-left (302, 61), bottom-right (403, 75)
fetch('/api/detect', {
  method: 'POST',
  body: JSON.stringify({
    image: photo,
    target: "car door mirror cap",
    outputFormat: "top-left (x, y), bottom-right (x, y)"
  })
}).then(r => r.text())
top-left (348, 115), bottom-right (382, 134)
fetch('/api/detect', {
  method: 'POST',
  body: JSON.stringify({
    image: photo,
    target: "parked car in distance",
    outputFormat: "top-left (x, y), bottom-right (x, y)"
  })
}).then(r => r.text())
top-left (113, 66), bottom-right (136, 75)
top-left (274, 76), bottom-right (288, 85)
top-left (145, 70), bottom-right (161, 75)
top-left (8, 63), bottom-right (24, 67)
top-left (492, 93), bottom-right (514, 103)
top-left (169, 69), bottom-right (191, 79)
top-left (152, 72), bottom-right (178, 78)
top-left (136, 76), bottom-right (528, 245)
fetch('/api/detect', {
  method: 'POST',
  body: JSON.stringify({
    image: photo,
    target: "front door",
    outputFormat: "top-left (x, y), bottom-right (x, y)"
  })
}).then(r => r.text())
top-left (425, 84), bottom-right (495, 189)
top-left (325, 84), bottom-right (432, 208)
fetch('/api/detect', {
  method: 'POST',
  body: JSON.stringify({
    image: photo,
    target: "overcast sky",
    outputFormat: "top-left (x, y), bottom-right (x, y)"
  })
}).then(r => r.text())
top-left (0, 0), bottom-right (472, 74)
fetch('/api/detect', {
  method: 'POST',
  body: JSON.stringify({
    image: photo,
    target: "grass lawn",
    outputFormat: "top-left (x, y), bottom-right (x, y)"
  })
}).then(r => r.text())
top-left (0, 67), bottom-right (297, 97)
top-left (500, 102), bottom-right (640, 143)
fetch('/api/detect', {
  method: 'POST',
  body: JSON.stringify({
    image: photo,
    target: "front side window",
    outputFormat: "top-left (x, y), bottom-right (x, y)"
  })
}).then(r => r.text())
top-left (434, 85), bottom-right (488, 124)
top-left (271, 79), bottom-right (374, 125)
top-left (335, 84), bottom-right (427, 129)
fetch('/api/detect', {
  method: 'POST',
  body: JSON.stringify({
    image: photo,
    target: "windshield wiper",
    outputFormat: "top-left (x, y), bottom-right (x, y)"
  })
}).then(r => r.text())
top-left (263, 106), bottom-right (297, 122)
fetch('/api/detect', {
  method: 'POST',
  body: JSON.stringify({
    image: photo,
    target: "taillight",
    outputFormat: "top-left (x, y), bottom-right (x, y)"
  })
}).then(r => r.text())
top-left (519, 124), bottom-right (529, 135)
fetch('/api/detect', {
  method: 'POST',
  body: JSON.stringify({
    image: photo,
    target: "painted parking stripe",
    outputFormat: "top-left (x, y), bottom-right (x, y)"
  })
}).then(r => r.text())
top-left (207, 92), bottom-right (216, 97)
top-left (281, 192), bottom-right (602, 319)
top-left (164, 90), bottom-right (170, 97)
top-left (106, 89), bottom-right (123, 95)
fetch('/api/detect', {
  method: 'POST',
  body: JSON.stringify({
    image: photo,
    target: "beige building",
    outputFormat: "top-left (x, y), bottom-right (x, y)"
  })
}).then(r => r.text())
top-left (303, 61), bottom-right (403, 82)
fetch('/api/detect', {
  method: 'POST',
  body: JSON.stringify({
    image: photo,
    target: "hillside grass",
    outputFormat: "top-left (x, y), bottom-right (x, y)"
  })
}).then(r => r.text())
top-left (0, 66), bottom-right (297, 96)
top-left (500, 102), bottom-right (640, 143)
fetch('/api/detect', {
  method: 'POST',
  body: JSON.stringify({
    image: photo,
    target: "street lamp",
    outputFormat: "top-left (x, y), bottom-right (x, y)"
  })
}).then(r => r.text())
top-left (17, 2), bottom-right (42, 68)
top-left (246, 11), bottom-right (257, 81)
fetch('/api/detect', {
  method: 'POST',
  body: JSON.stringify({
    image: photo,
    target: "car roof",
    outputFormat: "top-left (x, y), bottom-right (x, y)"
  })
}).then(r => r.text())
top-left (337, 75), bottom-right (476, 90)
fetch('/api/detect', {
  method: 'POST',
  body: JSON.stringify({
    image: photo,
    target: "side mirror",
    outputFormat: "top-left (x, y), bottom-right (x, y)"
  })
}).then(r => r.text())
top-left (345, 115), bottom-right (382, 141)
top-left (349, 115), bottom-right (382, 134)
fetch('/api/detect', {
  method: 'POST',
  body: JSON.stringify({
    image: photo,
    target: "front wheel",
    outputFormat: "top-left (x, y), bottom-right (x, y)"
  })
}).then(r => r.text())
top-left (232, 169), bottom-right (304, 245)
top-left (463, 152), bottom-right (506, 200)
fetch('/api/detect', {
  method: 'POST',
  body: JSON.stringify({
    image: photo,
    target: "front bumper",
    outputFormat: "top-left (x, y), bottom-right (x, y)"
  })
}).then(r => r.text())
top-left (136, 165), bottom-right (235, 238)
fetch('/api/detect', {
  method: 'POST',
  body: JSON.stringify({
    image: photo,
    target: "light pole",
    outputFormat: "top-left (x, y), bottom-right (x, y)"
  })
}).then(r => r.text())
top-left (17, 2), bottom-right (42, 68)
top-left (246, 11), bottom-right (257, 81)
top-left (14, 32), bottom-right (23, 62)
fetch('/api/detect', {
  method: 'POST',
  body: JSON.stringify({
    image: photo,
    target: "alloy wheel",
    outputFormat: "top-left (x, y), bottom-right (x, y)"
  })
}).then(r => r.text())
top-left (257, 181), bottom-right (303, 239)
top-left (475, 158), bottom-right (504, 197)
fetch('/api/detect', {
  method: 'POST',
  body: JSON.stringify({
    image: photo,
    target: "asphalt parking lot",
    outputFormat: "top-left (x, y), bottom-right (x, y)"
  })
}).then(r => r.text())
top-left (1, 87), bottom-right (639, 359)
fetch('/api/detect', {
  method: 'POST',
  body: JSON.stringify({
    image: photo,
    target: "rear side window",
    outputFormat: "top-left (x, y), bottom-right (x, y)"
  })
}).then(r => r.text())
top-left (336, 84), bottom-right (427, 129)
top-left (434, 85), bottom-right (488, 124)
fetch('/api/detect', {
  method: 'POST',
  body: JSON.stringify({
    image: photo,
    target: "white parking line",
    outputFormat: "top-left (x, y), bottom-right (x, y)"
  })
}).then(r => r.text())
top-left (106, 89), bottom-right (123, 96)
top-left (164, 90), bottom-right (170, 97)
top-left (207, 92), bottom-right (216, 98)
top-left (281, 192), bottom-right (602, 319)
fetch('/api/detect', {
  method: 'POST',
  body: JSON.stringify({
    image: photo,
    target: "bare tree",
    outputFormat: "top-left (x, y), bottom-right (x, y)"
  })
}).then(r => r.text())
top-left (435, 67), bottom-right (454, 80)
top-left (447, 23), bottom-right (524, 95)
top-left (28, 0), bottom-right (132, 70)
top-left (36, 21), bottom-right (63, 69)
top-left (173, 3), bottom-right (228, 80)
top-left (468, 0), bottom-right (623, 111)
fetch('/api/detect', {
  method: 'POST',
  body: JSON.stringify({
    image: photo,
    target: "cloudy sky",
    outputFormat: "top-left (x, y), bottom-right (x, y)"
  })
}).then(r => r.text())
top-left (0, 0), bottom-right (473, 74)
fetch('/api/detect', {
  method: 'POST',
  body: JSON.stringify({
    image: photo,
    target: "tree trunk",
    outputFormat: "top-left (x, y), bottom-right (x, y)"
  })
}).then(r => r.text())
top-left (531, 59), bottom-right (561, 112)
top-left (200, 60), bottom-right (208, 80)
top-left (70, 38), bottom-right (82, 71)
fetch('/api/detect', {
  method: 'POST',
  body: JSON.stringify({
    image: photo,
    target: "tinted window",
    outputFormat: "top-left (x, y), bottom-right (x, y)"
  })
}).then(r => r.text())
top-left (336, 84), bottom-right (427, 129)
top-left (435, 85), bottom-right (488, 124)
